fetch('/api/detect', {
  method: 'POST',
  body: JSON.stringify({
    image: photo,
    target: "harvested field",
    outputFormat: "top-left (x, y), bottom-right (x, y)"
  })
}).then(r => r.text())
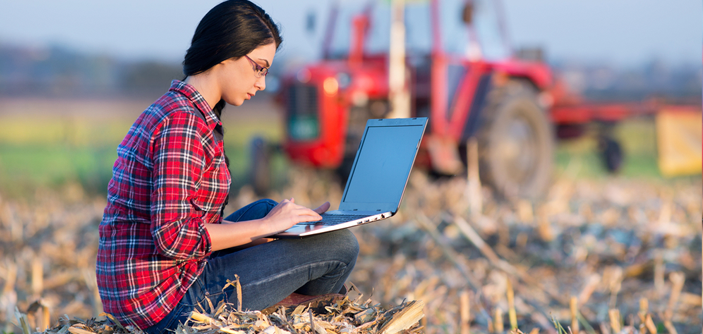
top-left (0, 168), bottom-right (701, 333)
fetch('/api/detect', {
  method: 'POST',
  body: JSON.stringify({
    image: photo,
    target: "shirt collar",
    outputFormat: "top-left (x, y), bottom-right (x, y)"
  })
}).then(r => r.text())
top-left (169, 80), bottom-right (221, 131)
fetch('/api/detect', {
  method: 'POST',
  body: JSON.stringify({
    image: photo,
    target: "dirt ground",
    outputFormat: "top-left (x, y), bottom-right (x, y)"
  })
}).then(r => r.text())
top-left (0, 97), bottom-right (700, 333)
top-left (0, 167), bottom-right (700, 333)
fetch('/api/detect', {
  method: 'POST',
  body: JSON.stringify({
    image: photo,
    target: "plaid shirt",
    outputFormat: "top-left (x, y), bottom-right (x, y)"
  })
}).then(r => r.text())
top-left (97, 80), bottom-right (230, 329)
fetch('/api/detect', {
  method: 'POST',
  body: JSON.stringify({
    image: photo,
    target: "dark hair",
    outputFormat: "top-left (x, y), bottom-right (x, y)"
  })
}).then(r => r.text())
top-left (183, 0), bottom-right (283, 118)
top-left (183, 0), bottom-right (282, 214)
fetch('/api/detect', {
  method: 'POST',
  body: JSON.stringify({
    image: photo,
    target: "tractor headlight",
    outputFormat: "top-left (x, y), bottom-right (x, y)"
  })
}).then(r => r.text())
top-left (323, 77), bottom-right (339, 95)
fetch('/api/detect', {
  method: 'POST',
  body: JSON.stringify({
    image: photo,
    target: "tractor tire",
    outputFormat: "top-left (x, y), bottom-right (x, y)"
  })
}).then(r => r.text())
top-left (477, 81), bottom-right (554, 199)
top-left (248, 136), bottom-right (271, 196)
top-left (598, 136), bottom-right (623, 173)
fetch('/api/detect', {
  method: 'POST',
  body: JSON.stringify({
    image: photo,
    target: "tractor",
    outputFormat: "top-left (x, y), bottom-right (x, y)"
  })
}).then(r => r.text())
top-left (249, 0), bottom-right (662, 199)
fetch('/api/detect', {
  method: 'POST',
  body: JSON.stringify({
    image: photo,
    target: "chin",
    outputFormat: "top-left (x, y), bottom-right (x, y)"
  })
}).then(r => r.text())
top-left (229, 99), bottom-right (244, 107)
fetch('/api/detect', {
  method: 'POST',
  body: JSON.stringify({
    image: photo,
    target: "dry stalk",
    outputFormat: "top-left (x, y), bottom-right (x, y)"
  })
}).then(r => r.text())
top-left (26, 299), bottom-right (51, 332)
top-left (517, 200), bottom-right (534, 223)
top-left (3, 261), bottom-right (17, 294)
top-left (644, 314), bottom-right (657, 334)
top-left (453, 215), bottom-right (568, 307)
top-left (460, 290), bottom-right (471, 334)
top-left (453, 215), bottom-right (502, 265)
top-left (31, 255), bottom-right (43, 298)
top-left (466, 138), bottom-right (482, 217)
top-left (608, 309), bottom-right (621, 334)
top-left (665, 271), bottom-right (685, 321)
top-left (569, 297), bottom-right (578, 334)
top-left (67, 326), bottom-right (94, 334)
top-left (638, 298), bottom-right (648, 333)
top-left (577, 274), bottom-right (600, 307)
top-left (507, 279), bottom-right (517, 331)
top-left (494, 308), bottom-right (504, 333)
top-left (663, 321), bottom-right (678, 334)
top-left (607, 267), bottom-right (623, 308)
top-left (378, 300), bottom-right (425, 334)
top-left (654, 253), bottom-right (664, 298)
top-left (190, 310), bottom-right (218, 325)
top-left (415, 214), bottom-right (481, 290)
top-left (598, 323), bottom-right (610, 334)
top-left (308, 307), bottom-right (315, 333)
top-left (223, 275), bottom-right (243, 312)
top-left (14, 306), bottom-right (31, 334)
top-left (536, 213), bottom-right (553, 243)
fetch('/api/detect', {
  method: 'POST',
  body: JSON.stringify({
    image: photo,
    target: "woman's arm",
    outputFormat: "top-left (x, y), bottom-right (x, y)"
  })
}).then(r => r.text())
top-left (150, 111), bottom-right (213, 260)
top-left (205, 199), bottom-right (329, 251)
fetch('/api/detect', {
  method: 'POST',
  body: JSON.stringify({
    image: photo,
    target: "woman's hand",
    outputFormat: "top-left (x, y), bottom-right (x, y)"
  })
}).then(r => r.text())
top-left (206, 199), bottom-right (331, 251)
top-left (262, 198), bottom-right (323, 233)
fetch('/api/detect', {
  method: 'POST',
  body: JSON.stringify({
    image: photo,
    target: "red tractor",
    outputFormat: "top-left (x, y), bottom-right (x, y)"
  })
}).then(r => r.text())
top-left (250, 0), bottom-right (663, 199)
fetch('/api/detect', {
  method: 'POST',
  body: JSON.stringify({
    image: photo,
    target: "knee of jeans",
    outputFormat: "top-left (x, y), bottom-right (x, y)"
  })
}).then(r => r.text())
top-left (329, 230), bottom-right (360, 263)
top-left (249, 199), bottom-right (278, 218)
top-left (256, 198), bottom-right (278, 211)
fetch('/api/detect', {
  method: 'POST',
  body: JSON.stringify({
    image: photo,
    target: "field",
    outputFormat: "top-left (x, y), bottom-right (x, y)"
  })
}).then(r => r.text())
top-left (0, 97), bottom-right (700, 333)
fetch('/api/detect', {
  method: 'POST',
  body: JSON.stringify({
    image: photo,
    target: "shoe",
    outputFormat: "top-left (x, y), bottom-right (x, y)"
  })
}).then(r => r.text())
top-left (261, 284), bottom-right (349, 315)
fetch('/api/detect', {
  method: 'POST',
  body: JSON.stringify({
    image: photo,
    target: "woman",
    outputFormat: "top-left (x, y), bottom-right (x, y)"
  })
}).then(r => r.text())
top-left (96, 1), bottom-right (359, 333)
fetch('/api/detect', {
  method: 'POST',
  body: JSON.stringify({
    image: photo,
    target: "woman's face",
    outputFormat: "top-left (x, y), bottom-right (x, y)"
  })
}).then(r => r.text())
top-left (218, 42), bottom-right (276, 107)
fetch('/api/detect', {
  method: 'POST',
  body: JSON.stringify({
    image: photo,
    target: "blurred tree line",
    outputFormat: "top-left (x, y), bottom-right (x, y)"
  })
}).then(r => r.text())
top-left (0, 43), bottom-right (183, 99)
top-left (0, 42), bottom-right (700, 102)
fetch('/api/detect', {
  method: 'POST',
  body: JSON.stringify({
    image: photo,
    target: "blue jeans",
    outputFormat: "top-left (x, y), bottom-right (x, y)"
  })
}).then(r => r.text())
top-left (144, 199), bottom-right (359, 334)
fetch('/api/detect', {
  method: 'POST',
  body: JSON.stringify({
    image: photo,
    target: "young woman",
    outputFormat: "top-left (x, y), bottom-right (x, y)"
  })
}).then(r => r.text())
top-left (96, 1), bottom-right (359, 333)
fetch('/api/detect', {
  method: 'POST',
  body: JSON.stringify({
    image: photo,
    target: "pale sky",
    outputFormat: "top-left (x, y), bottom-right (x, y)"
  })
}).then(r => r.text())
top-left (0, 0), bottom-right (700, 67)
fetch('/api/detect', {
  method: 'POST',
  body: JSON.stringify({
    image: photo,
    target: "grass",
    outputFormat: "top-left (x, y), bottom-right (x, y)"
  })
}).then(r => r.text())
top-left (0, 99), bottom-right (694, 198)
top-left (554, 117), bottom-right (663, 179)
top-left (0, 127), bottom-right (283, 198)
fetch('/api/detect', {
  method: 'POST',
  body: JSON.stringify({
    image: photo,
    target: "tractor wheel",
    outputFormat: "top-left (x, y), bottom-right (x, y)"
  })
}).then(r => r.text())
top-left (248, 136), bottom-right (271, 196)
top-left (598, 136), bottom-right (623, 173)
top-left (477, 81), bottom-right (554, 199)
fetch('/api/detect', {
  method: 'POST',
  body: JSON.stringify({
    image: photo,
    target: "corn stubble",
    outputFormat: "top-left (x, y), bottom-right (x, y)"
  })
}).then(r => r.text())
top-left (1, 167), bottom-right (701, 333)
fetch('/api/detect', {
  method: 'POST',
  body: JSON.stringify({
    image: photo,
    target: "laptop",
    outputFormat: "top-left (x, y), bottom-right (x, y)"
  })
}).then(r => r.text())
top-left (275, 117), bottom-right (428, 238)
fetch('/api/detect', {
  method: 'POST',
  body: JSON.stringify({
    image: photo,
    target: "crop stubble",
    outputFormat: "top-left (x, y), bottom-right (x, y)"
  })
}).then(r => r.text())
top-left (0, 169), bottom-right (700, 333)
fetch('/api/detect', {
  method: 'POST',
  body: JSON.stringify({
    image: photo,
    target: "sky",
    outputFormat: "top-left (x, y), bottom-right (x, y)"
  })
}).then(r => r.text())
top-left (0, 0), bottom-right (700, 67)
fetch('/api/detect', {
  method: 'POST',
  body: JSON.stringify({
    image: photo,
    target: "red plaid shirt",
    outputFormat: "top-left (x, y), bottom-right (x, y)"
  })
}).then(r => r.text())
top-left (97, 80), bottom-right (230, 329)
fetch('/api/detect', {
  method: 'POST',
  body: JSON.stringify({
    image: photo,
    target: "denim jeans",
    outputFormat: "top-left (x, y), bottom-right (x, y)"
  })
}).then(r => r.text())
top-left (144, 199), bottom-right (359, 334)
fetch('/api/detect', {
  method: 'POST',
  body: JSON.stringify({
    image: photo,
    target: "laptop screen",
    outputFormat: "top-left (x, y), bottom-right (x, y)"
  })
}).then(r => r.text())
top-left (340, 121), bottom-right (426, 212)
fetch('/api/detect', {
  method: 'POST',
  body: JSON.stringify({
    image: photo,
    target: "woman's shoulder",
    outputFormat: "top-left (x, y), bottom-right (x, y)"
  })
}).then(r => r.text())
top-left (142, 90), bottom-right (207, 129)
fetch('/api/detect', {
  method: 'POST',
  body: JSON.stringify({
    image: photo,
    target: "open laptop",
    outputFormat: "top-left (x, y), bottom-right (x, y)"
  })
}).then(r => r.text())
top-left (275, 117), bottom-right (428, 238)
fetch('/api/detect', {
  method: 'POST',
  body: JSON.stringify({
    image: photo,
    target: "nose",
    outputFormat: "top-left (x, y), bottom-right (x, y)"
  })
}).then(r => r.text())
top-left (255, 76), bottom-right (266, 91)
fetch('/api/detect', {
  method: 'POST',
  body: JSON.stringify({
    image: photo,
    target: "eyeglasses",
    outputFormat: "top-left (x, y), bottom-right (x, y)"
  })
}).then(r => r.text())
top-left (244, 55), bottom-right (269, 78)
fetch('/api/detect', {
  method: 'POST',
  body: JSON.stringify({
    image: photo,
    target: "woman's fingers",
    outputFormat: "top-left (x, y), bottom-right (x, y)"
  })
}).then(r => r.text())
top-left (267, 200), bottom-right (322, 225)
top-left (313, 201), bottom-right (330, 215)
top-left (296, 206), bottom-right (322, 220)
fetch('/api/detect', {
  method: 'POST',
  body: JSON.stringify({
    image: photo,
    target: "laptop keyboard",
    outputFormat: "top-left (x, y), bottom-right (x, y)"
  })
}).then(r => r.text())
top-left (297, 214), bottom-right (372, 226)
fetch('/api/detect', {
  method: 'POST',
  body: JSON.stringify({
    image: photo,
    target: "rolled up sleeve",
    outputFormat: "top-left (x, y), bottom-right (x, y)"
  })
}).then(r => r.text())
top-left (150, 111), bottom-right (212, 260)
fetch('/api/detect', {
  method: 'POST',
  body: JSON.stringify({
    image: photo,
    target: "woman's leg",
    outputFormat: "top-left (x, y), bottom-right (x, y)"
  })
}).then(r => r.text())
top-left (145, 199), bottom-right (281, 334)
top-left (203, 199), bottom-right (359, 311)
top-left (146, 199), bottom-right (359, 332)
top-left (203, 229), bottom-right (359, 310)
top-left (148, 230), bottom-right (359, 333)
